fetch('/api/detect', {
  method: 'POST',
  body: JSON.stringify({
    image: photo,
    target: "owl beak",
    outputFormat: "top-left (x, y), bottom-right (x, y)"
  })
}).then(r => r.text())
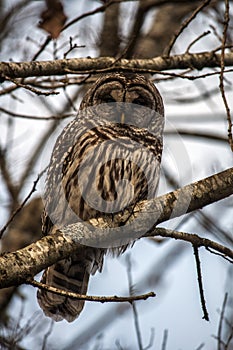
top-left (121, 112), bottom-right (125, 124)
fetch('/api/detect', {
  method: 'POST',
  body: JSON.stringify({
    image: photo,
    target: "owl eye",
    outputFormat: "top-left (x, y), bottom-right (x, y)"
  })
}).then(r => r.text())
top-left (132, 97), bottom-right (147, 106)
top-left (102, 95), bottom-right (116, 103)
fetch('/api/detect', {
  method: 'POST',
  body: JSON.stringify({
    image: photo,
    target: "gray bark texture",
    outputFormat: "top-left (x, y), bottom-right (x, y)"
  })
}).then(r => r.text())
top-left (0, 167), bottom-right (232, 290)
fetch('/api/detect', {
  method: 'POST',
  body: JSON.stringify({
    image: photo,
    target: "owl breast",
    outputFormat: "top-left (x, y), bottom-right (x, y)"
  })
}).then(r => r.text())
top-left (60, 122), bottom-right (162, 224)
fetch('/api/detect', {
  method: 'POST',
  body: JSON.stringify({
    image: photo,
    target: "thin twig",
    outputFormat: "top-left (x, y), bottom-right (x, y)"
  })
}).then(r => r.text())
top-left (62, 0), bottom-right (129, 33)
top-left (2, 75), bottom-right (59, 96)
top-left (217, 293), bottom-right (228, 350)
top-left (28, 278), bottom-right (155, 303)
top-left (186, 31), bottom-right (211, 53)
top-left (32, 36), bottom-right (51, 61)
top-left (0, 76), bottom-right (92, 96)
top-left (0, 145), bottom-right (18, 202)
top-left (41, 320), bottom-right (53, 350)
top-left (18, 121), bottom-right (58, 189)
top-left (161, 329), bottom-right (168, 350)
top-left (219, 0), bottom-right (233, 152)
top-left (147, 68), bottom-right (233, 81)
top-left (194, 211), bottom-right (233, 246)
top-left (0, 107), bottom-right (74, 120)
top-left (64, 66), bottom-right (233, 81)
top-left (167, 85), bottom-right (232, 104)
top-left (225, 319), bottom-right (233, 350)
top-left (152, 228), bottom-right (233, 261)
top-left (165, 130), bottom-right (228, 143)
top-left (206, 248), bottom-right (233, 263)
top-left (144, 328), bottom-right (155, 350)
top-left (0, 83), bottom-right (19, 96)
top-left (193, 245), bottom-right (209, 321)
top-left (0, 169), bottom-right (47, 239)
top-left (62, 86), bottom-right (78, 112)
top-left (164, 0), bottom-right (212, 56)
top-left (195, 343), bottom-right (205, 350)
top-left (32, 0), bottom-right (123, 61)
top-left (126, 254), bottom-right (144, 350)
top-left (37, 0), bottom-right (133, 61)
top-left (63, 37), bottom-right (85, 59)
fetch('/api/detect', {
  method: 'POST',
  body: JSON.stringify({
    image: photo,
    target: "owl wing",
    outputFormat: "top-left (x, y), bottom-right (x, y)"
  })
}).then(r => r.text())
top-left (38, 109), bottom-right (162, 322)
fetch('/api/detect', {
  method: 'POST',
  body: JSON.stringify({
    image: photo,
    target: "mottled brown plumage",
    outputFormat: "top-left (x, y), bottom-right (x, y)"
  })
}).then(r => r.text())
top-left (37, 73), bottom-right (164, 322)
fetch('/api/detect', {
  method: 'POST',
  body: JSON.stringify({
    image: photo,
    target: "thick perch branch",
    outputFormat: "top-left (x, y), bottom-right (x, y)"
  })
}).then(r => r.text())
top-left (0, 167), bottom-right (232, 289)
top-left (1, 51), bottom-right (233, 79)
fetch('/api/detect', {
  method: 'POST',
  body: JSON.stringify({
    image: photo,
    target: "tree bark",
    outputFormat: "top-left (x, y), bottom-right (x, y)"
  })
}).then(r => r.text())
top-left (0, 166), bottom-right (232, 289)
top-left (1, 52), bottom-right (233, 79)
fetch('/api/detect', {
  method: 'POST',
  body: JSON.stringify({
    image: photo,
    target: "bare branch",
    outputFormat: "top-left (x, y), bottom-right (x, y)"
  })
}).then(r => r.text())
top-left (165, 130), bottom-right (228, 143)
top-left (164, 0), bottom-right (212, 56)
top-left (193, 245), bottom-right (209, 321)
top-left (1, 75), bottom-right (59, 95)
top-left (219, 0), bottom-right (233, 151)
top-left (126, 254), bottom-right (143, 350)
top-left (27, 278), bottom-right (155, 304)
top-left (148, 166), bottom-right (233, 227)
top-left (17, 121), bottom-right (59, 190)
top-left (0, 107), bottom-right (74, 120)
top-left (217, 293), bottom-right (228, 350)
top-left (0, 145), bottom-right (18, 203)
top-left (186, 30), bottom-right (211, 53)
top-left (151, 228), bottom-right (233, 262)
top-left (161, 329), bottom-right (168, 350)
top-left (0, 170), bottom-right (46, 239)
top-left (0, 167), bottom-right (233, 289)
top-left (1, 51), bottom-right (233, 79)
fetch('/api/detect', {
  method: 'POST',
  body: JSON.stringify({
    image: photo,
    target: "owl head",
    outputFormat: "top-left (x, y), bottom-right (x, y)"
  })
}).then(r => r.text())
top-left (80, 72), bottom-right (164, 118)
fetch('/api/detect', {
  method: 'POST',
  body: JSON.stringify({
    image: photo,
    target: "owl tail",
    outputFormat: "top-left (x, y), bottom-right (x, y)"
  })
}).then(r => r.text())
top-left (37, 248), bottom-right (103, 322)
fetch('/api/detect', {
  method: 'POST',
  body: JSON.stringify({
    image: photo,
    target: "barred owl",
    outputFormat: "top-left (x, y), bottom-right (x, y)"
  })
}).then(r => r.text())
top-left (37, 73), bottom-right (164, 322)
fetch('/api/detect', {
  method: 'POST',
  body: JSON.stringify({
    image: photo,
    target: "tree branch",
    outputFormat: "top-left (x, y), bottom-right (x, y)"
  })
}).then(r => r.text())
top-left (193, 245), bottom-right (209, 321)
top-left (163, 0), bottom-right (212, 56)
top-left (0, 167), bottom-right (232, 289)
top-left (149, 228), bottom-right (233, 262)
top-left (1, 51), bottom-right (233, 79)
top-left (27, 279), bottom-right (155, 303)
